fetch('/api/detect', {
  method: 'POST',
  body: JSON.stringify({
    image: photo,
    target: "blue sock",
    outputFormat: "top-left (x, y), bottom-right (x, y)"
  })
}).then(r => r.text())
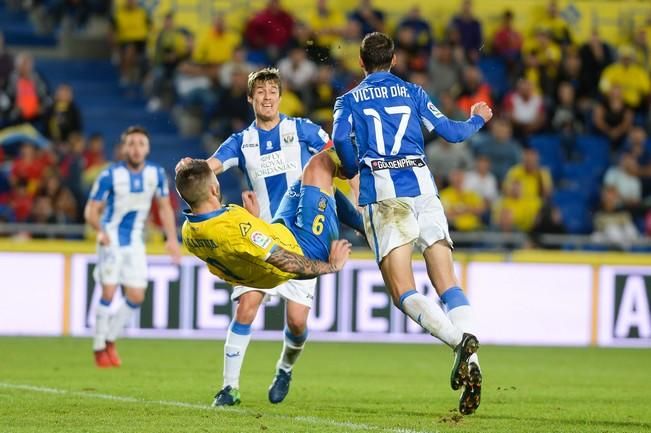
top-left (334, 189), bottom-right (364, 234)
top-left (230, 321), bottom-right (252, 336)
top-left (440, 286), bottom-right (470, 311)
top-left (284, 327), bottom-right (308, 346)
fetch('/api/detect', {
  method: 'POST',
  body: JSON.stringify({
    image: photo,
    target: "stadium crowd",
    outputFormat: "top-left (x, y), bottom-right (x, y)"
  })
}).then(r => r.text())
top-left (1, 0), bottom-right (651, 249)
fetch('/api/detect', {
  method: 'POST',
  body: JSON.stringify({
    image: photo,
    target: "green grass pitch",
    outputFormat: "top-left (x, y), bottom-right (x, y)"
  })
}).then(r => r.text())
top-left (1, 337), bottom-right (650, 433)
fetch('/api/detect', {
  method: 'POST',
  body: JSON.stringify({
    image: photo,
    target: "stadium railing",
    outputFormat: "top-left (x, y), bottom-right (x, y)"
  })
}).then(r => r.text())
top-left (1, 223), bottom-right (650, 251)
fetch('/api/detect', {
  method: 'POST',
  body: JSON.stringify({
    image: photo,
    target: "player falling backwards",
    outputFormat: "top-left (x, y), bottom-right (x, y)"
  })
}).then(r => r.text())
top-left (175, 150), bottom-right (358, 404)
top-left (333, 32), bottom-right (493, 415)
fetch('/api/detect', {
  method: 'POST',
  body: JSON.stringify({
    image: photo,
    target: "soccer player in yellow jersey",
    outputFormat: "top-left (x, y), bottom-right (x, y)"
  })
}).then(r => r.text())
top-left (176, 154), bottom-right (354, 401)
top-left (177, 157), bottom-right (351, 290)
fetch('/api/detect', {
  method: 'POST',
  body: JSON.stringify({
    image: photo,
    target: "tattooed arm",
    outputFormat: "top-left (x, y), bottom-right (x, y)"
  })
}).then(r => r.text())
top-left (266, 240), bottom-right (351, 279)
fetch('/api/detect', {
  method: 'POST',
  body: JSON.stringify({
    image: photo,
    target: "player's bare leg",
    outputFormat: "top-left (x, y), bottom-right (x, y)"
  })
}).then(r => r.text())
top-left (301, 150), bottom-right (338, 194)
top-left (380, 243), bottom-right (464, 348)
top-left (269, 300), bottom-right (309, 404)
top-left (423, 241), bottom-right (481, 414)
top-left (104, 286), bottom-right (145, 367)
top-left (93, 284), bottom-right (118, 368)
top-left (214, 290), bottom-right (265, 407)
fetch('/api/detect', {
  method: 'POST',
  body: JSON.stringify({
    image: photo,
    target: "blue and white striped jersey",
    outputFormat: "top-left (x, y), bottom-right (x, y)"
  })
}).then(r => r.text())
top-left (89, 161), bottom-right (169, 247)
top-left (213, 115), bottom-right (331, 222)
top-left (333, 71), bottom-right (485, 205)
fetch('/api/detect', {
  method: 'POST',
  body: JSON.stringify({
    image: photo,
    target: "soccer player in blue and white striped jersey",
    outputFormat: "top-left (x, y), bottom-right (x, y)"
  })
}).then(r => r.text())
top-left (332, 33), bottom-right (493, 415)
top-left (185, 68), bottom-right (351, 406)
top-left (85, 126), bottom-right (181, 368)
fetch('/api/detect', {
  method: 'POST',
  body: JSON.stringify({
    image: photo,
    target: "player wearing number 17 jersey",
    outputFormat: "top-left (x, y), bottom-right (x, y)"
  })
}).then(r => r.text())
top-left (332, 32), bottom-right (493, 415)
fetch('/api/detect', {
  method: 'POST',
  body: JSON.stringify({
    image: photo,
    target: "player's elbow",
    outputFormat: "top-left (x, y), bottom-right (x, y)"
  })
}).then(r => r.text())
top-left (440, 130), bottom-right (465, 143)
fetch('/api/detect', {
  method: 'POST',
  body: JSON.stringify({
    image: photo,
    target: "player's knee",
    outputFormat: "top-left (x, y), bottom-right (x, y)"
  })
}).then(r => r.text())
top-left (101, 285), bottom-right (118, 301)
top-left (305, 152), bottom-right (335, 180)
top-left (125, 289), bottom-right (145, 305)
top-left (286, 316), bottom-right (307, 336)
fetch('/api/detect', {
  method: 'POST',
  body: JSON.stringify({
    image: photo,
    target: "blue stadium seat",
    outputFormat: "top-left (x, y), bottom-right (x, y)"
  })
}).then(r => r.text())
top-left (552, 189), bottom-right (593, 234)
top-left (0, 4), bottom-right (57, 47)
top-left (557, 202), bottom-right (593, 234)
top-left (478, 56), bottom-right (509, 100)
top-left (575, 135), bottom-right (610, 171)
top-left (530, 134), bottom-right (563, 180)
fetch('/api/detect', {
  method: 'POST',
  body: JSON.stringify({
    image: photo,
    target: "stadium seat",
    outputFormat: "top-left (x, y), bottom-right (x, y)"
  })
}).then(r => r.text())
top-left (575, 135), bottom-right (610, 171)
top-left (478, 56), bottom-right (509, 101)
top-left (529, 134), bottom-right (563, 180)
top-left (552, 187), bottom-right (593, 234)
top-left (0, 3), bottom-right (57, 47)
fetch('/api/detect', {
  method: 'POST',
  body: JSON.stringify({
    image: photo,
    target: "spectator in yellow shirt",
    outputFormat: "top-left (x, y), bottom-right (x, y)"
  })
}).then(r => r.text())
top-left (536, 0), bottom-right (572, 45)
top-left (493, 180), bottom-right (542, 232)
top-left (110, 0), bottom-right (150, 84)
top-left (599, 45), bottom-right (651, 110)
top-left (440, 169), bottom-right (485, 232)
top-left (278, 79), bottom-right (305, 117)
top-left (193, 15), bottom-right (241, 66)
top-left (503, 148), bottom-right (553, 200)
top-left (307, 0), bottom-right (346, 49)
top-left (522, 27), bottom-right (562, 94)
top-left (331, 19), bottom-right (364, 77)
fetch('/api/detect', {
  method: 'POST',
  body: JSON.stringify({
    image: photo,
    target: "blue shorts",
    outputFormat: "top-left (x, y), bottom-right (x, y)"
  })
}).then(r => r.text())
top-left (273, 182), bottom-right (339, 261)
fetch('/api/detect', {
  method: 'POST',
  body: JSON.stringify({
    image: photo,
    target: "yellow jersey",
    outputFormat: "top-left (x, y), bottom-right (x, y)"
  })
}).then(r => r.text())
top-left (598, 63), bottom-right (651, 108)
top-left (193, 29), bottom-right (241, 65)
top-left (114, 6), bottom-right (149, 43)
top-left (439, 187), bottom-right (484, 231)
top-left (182, 205), bottom-right (303, 289)
top-left (504, 165), bottom-right (552, 200)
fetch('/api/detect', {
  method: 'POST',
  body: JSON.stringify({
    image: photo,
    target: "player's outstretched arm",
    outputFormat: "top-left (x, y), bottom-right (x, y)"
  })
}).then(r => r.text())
top-left (418, 86), bottom-right (492, 143)
top-left (267, 240), bottom-right (351, 279)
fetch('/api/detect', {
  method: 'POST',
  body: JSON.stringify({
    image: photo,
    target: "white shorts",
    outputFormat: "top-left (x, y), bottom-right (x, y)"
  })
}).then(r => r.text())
top-left (363, 194), bottom-right (453, 262)
top-left (94, 245), bottom-right (148, 289)
top-left (231, 278), bottom-right (317, 308)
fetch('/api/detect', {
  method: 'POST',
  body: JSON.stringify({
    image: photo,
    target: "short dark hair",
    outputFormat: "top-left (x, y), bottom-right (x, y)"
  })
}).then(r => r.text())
top-left (121, 125), bottom-right (149, 143)
top-left (175, 159), bottom-right (217, 208)
top-left (360, 32), bottom-right (394, 73)
top-left (247, 67), bottom-right (282, 97)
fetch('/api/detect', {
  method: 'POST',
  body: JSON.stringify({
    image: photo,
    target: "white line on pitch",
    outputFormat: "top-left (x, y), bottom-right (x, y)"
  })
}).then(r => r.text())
top-left (0, 382), bottom-right (436, 433)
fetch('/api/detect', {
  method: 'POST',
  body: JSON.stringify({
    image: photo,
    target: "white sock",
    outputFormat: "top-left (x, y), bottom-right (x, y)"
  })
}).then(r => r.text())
top-left (441, 287), bottom-right (480, 366)
top-left (276, 329), bottom-right (307, 372)
top-left (106, 298), bottom-right (140, 342)
top-left (448, 307), bottom-right (480, 366)
top-left (93, 299), bottom-right (111, 351)
top-left (223, 321), bottom-right (252, 389)
top-left (400, 290), bottom-right (463, 349)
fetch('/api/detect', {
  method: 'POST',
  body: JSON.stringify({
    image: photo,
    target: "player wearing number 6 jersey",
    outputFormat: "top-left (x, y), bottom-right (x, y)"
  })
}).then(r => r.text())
top-left (175, 153), bottom-right (354, 405)
top-left (332, 32), bottom-right (493, 415)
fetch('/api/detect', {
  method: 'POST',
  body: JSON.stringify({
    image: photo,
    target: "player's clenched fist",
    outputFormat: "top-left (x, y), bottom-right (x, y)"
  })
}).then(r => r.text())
top-left (242, 191), bottom-right (260, 217)
top-left (470, 102), bottom-right (493, 123)
top-left (328, 239), bottom-right (352, 272)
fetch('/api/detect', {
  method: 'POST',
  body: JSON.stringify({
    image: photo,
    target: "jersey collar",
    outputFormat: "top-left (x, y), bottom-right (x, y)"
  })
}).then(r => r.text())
top-left (118, 160), bottom-right (149, 173)
top-left (183, 207), bottom-right (228, 223)
top-left (363, 71), bottom-right (394, 83)
top-left (251, 114), bottom-right (286, 131)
